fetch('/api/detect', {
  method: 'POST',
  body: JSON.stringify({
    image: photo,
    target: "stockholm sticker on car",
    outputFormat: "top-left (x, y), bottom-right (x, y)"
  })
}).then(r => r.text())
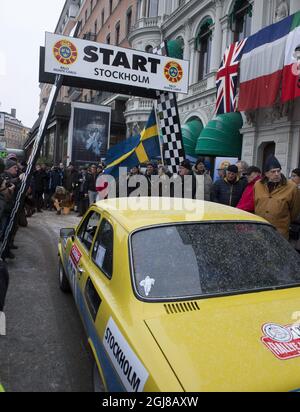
top-left (261, 323), bottom-right (300, 360)
top-left (103, 317), bottom-right (149, 392)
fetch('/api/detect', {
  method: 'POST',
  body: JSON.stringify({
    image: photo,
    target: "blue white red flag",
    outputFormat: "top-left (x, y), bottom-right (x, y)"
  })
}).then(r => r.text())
top-left (216, 40), bottom-right (247, 115)
top-left (238, 14), bottom-right (294, 111)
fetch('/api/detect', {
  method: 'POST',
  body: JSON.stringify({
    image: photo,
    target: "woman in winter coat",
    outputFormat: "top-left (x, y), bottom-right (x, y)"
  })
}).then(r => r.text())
top-left (237, 166), bottom-right (261, 213)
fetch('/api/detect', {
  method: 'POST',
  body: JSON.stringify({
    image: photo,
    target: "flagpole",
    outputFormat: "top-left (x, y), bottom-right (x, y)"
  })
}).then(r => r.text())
top-left (153, 101), bottom-right (164, 165)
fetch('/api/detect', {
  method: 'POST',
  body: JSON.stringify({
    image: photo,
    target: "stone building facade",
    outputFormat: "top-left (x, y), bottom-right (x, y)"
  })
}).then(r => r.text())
top-left (1, 109), bottom-right (29, 150)
top-left (128, 0), bottom-right (300, 175)
top-left (35, 0), bottom-right (300, 174)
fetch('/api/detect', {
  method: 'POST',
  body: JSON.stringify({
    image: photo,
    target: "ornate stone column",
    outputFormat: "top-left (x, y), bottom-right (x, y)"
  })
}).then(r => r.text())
top-left (210, 0), bottom-right (223, 72)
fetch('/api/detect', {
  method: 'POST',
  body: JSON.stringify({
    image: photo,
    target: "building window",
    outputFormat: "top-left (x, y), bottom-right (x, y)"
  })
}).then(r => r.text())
top-left (101, 9), bottom-right (105, 26)
top-left (126, 7), bottom-right (132, 36)
top-left (196, 20), bottom-right (213, 81)
top-left (115, 22), bottom-right (120, 45)
top-left (106, 33), bottom-right (111, 44)
top-left (230, 0), bottom-right (253, 42)
top-left (145, 45), bottom-right (153, 53)
top-left (90, 0), bottom-right (93, 15)
top-left (148, 0), bottom-right (159, 17)
top-left (85, 9), bottom-right (88, 24)
top-left (109, 0), bottom-right (113, 15)
top-left (94, 19), bottom-right (98, 34)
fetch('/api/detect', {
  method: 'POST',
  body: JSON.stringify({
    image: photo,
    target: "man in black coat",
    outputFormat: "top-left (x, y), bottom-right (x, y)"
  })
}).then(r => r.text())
top-left (33, 164), bottom-right (47, 213)
top-left (211, 165), bottom-right (247, 207)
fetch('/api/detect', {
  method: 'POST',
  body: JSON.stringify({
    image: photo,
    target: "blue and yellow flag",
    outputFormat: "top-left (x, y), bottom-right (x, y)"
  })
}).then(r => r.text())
top-left (104, 108), bottom-right (160, 177)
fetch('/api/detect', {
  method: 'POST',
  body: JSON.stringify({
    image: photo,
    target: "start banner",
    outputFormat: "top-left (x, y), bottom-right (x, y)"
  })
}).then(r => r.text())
top-left (43, 33), bottom-right (189, 96)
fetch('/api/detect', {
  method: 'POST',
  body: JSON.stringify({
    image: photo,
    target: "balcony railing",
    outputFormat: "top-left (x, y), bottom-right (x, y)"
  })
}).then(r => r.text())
top-left (125, 98), bottom-right (153, 113)
top-left (190, 79), bottom-right (208, 95)
top-left (133, 16), bottom-right (161, 30)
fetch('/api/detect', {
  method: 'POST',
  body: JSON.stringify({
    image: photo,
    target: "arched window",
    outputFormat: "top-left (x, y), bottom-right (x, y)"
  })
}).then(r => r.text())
top-left (230, 0), bottom-right (253, 42)
top-left (145, 45), bottom-right (153, 54)
top-left (196, 19), bottom-right (213, 81)
top-left (167, 37), bottom-right (184, 59)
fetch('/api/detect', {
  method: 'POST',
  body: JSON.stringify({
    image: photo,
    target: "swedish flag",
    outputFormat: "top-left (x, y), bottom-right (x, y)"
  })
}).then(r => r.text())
top-left (104, 108), bottom-right (160, 177)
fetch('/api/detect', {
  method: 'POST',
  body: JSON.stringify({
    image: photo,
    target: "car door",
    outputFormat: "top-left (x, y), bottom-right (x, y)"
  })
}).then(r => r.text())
top-left (80, 216), bottom-right (118, 391)
top-left (69, 210), bottom-right (101, 307)
top-left (82, 216), bottom-right (114, 324)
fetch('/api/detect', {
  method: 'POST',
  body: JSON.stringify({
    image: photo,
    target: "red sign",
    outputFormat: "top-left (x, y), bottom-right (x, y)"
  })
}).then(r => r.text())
top-left (70, 244), bottom-right (82, 266)
top-left (261, 323), bottom-right (300, 360)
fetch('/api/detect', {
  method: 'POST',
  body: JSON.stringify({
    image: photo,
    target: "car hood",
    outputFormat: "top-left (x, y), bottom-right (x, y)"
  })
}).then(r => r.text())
top-left (144, 288), bottom-right (300, 392)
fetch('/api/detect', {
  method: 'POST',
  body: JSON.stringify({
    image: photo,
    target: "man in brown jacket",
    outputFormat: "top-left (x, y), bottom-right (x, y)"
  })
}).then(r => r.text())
top-left (254, 156), bottom-right (300, 239)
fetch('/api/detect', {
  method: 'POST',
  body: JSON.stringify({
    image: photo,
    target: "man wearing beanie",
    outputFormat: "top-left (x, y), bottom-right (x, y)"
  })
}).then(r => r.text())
top-left (254, 155), bottom-right (300, 239)
top-left (179, 160), bottom-right (197, 199)
top-left (211, 164), bottom-right (247, 207)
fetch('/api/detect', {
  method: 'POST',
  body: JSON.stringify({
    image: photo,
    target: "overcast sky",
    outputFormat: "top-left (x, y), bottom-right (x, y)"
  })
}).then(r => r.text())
top-left (0, 0), bottom-right (66, 128)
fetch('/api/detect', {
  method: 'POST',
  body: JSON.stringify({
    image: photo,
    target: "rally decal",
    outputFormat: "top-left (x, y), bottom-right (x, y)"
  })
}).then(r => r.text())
top-left (261, 323), bottom-right (300, 360)
top-left (70, 244), bottom-right (82, 266)
top-left (103, 317), bottom-right (149, 392)
top-left (53, 39), bottom-right (78, 66)
top-left (164, 61), bottom-right (183, 84)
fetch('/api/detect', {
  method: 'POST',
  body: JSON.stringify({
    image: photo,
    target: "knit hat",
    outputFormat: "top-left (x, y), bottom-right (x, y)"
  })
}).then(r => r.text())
top-left (264, 155), bottom-right (281, 173)
top-left (7, 153), bottom-right (18, 161)
top-left (227, 165), bottom-right (239, 174)
top-left (180, 159), bottom-right (192, 171)
top-left (5, 159), bottom-right (17, 171)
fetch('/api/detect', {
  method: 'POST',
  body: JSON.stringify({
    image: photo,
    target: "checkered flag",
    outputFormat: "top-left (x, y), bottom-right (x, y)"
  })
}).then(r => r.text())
top-left (153, 42), bottom-right (185, 174)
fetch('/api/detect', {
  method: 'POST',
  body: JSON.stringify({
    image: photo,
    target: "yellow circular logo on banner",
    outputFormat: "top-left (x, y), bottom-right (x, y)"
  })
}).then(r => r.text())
top-left (53, 40), bottom-right (78, 66)
top-left (164, 61), bottom-right (183, 84)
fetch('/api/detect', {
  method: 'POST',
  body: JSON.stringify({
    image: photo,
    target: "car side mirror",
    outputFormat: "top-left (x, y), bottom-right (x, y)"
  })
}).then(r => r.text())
top-left (60, 228), bottom-right (75, 241)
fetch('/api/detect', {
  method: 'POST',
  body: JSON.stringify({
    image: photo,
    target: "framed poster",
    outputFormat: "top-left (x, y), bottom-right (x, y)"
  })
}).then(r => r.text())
top-left (213, 157), bottom-right (239, 182)
top-left (68, 103), bottom-right (111, 165)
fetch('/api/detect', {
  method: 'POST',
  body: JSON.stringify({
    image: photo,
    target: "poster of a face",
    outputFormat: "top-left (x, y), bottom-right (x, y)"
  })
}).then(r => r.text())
top-left (213, 157), bottom-right (238, 182)
top-left (69, 103), bottom-right (111, 165)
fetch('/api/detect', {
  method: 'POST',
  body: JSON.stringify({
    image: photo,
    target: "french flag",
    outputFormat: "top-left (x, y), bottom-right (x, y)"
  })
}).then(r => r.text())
top-left (238, 15), bottom-right (294, 112)
top-left (282, 12), bottom-right (300, 103)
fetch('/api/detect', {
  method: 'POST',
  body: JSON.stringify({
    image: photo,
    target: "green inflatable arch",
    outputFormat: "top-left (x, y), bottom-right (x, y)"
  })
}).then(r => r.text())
top-left (195, 112), bottom-right (243, 158)
top-left (182, 119), bottom-right (203, 157)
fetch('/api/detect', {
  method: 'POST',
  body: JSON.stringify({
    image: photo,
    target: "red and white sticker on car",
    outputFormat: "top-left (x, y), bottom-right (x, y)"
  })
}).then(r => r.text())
top-left (70, 244), bottom-right (82, 266)
top-left (261, 323), bottom-right (300, 360)
top-left (67, 245), bottom-right (82, 294)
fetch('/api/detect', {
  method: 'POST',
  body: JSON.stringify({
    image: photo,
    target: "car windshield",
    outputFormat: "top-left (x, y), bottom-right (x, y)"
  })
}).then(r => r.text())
top-left (130, 223), bottom-right (300, 301)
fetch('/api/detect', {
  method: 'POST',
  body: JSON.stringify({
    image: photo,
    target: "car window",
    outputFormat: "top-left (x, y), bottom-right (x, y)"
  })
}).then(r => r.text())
top-left (92, 219), bottom-right (114, 279)
top-left (131, 223), bottom-right (300, 301)
top-left (77, 211), bottom-right (101, 252)
top-left (84, 278), bottom-right (102, 321)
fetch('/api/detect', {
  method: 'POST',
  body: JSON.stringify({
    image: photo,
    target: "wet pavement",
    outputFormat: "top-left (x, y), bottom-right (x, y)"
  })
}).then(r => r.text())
top-left (0, 211), bottom-right (94, 392)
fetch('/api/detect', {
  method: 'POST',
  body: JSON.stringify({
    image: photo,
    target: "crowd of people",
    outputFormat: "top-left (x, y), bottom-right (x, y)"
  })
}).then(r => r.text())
top-left (1, 153), bottom-right (300, 264)
top-left (119, 155), bottom-right (300, 246)
top-left (1, 152), bottom-right (300, 313)
top-left (29, 162), bottom-right (106, 217)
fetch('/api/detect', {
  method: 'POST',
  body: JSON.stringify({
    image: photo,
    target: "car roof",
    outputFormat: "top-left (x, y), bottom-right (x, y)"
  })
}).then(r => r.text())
top-left (94, 197), bottom-right (268, 233)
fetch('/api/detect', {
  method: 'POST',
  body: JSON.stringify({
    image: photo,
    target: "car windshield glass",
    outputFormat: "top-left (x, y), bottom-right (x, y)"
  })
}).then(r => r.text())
top-left (131, 223), bottom-right (300, 300)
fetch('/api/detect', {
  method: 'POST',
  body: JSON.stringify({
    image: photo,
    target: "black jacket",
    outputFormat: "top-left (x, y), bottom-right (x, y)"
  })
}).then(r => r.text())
top-left (86, 172), bottom-right (98, 192)
top-left (33, 170), bottom-right (47, 193)
top-left (63, 169), bottom-right (79, 192)
top-left (211, 177), bottom-right (247, 207)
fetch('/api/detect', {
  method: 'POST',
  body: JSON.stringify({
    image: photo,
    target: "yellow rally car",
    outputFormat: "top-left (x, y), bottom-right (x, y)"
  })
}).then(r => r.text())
top-left (58, 198), bottom-right (300, 392)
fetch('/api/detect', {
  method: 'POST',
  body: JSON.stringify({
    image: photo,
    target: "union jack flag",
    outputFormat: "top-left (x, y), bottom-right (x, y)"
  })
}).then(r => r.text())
top-left (215, 39), bottom-right (247, 115)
